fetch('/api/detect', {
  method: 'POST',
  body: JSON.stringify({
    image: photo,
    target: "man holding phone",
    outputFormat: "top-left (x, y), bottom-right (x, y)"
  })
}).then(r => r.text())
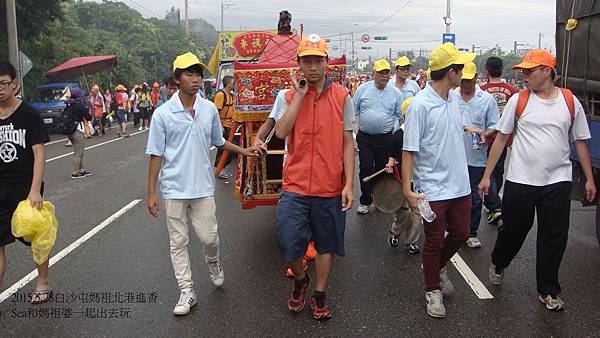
top-left (275, 34), bottom-right (356, 320)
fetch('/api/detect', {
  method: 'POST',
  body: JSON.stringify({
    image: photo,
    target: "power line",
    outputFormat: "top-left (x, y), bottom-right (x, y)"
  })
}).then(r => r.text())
top-left (120, 0), bottom-right (161, 17)
top-left (358, 0), bottom-right (413, 34)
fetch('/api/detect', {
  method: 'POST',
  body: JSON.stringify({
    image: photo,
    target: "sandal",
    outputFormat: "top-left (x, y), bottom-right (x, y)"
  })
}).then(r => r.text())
top-left (31, 290), bottom-right (52, 304)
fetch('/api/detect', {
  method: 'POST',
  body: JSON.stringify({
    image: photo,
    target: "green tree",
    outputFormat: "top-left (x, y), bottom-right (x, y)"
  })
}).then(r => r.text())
top-left (2, 0), bottom-right (217, 95)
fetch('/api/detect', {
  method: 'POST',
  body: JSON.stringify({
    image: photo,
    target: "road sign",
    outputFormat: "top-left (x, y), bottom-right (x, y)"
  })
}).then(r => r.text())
top-left (373, 36), bottom-right (388, 41)
top-left (361, 46), bottom-right (373, 50)
top-left (442, 33), bottom-right (456, 44)
top-left (19, 51), bottom-right (32, 77)
top-left (361, 34), bottom-right (370, 43)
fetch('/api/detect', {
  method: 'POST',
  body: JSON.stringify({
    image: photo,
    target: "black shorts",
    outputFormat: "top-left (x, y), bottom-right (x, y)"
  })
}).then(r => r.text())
top-left (0, 182), bottom-right (43, 247)
top-left (140, 107), bottom-right (150, 119)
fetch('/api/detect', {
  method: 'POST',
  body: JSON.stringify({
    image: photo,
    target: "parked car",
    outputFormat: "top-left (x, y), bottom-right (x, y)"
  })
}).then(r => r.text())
top-left (30, 82), bottom-right (81, 132)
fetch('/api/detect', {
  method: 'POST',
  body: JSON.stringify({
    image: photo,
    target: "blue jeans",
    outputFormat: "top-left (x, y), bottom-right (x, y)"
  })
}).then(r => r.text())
top-left (468, 166), bottom-right (486, 237)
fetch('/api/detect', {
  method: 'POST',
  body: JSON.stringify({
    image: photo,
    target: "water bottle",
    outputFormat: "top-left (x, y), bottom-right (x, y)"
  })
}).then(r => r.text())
top-left (415, 186), bottom-right (436, 222)
top-left (471, 132), bottom-right (481, 150)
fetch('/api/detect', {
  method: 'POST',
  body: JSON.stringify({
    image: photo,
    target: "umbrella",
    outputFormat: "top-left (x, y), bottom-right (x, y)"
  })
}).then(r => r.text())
top-left (45, 55), bottom-right (117, 84)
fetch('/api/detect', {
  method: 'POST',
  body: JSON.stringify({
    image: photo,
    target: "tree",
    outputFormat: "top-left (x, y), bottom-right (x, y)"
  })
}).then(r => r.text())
top-left (0, 0), bottom-right (66, 59)
top-left (475, 49), bottom-right (523, 80)
top-left (2, 0), bottom-right (217, 95)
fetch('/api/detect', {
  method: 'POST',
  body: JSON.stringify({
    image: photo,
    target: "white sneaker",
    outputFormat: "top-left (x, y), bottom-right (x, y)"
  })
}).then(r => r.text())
top-left (489, 264), bottom-right (504, 285)
top-left (466, 237), bottom-right (482, 248)
top-left (144, 127), bottom-right (149, 130)
top-left (439, 266), bottom-right (454, 295)
top-left (425, 290), bottom-right (446, 318)
top-left (356, 204), bottom-right (370, 214)
top-left (207, 259), bottom-right (224, 287)
top-left (138, 126), bottom-right (143, 131)
top-left (173, 290), bottom-right (197, 316)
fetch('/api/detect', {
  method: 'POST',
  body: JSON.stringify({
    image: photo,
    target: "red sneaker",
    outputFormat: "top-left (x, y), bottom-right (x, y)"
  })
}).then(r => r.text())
top-left (287, 277), bottom-right (310, 313)
top-left (310, 295), bottom-right (332, 320)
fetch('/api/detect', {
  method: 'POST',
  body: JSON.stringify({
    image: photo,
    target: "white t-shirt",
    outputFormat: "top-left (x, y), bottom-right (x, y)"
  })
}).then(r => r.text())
top-left (497, 89), bottom-right (591, 186)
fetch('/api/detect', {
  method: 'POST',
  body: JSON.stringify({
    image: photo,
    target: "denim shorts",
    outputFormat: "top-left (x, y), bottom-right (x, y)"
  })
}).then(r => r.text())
top-left (276, 191), bottom-right (346, 261)
top-left (116, 109), bottom-right (126, 123)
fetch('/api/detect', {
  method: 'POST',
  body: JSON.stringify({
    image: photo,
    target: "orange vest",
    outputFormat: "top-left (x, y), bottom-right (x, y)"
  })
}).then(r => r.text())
top-left (283, 83), bottom-right (348, 197)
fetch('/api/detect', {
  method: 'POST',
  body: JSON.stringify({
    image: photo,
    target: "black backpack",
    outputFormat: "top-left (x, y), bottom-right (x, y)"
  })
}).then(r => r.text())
top-left (58, 103), bottom-right (78, 135)
top-left (109, 96), bottom-right (118, 112)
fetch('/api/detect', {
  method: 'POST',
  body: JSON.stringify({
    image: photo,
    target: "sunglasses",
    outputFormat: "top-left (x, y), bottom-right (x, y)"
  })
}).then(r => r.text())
top-left (521, 66), bottom-right (546, 76)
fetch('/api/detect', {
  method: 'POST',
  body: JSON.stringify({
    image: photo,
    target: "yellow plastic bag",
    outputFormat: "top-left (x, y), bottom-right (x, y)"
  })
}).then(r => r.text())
top-left (11, 200), bottom-right (59, 265)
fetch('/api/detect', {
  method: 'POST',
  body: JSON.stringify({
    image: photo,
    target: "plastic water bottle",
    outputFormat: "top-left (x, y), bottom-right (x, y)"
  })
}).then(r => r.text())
top-left (415, 186), bottom-right (436, 222)
top-left (471, 132), bottom-right (481, 150)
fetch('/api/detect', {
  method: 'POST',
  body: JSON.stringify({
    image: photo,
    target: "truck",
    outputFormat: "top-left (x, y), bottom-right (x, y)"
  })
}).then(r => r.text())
top-left (556, 0), bottom-right (600, 245)
top-left (30, 82), bottom-right (82, 132)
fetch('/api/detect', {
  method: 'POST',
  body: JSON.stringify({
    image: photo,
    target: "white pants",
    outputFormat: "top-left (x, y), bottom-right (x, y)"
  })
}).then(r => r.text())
top-left (165, 197), bottom-right (220, 292)
top-left (390, 201), bottom-right (422, 245)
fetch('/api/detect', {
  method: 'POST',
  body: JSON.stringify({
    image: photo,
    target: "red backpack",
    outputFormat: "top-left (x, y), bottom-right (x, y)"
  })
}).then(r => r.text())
top-left (506, 88), bottom-right (576, 147)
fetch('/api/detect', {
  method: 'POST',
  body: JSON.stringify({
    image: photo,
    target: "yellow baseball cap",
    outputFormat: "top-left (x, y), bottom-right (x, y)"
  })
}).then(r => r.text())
top-left (462, 62), bottom-right (477, 80)
top-left (373, 59), bottom-right (391, 72)
top-left (429, 43), bottom-right (476, 71)
top-left (297, 34), bottom-right (328, 57)
top-left (173, 52), bottom-right (206, 72)
top-left (394, 56), bottom-right (411, 68)
top-left (401, 96), bottom-right (415, 116)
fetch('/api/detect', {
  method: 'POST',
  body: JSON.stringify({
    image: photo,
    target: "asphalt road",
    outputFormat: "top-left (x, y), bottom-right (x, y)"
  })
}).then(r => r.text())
top-left (0, 128), bottom-right (599, 337)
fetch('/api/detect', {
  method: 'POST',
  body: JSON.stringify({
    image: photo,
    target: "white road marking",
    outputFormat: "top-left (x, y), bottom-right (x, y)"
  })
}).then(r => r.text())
top-left (0, 199), bottom-right (142, 304)
top-left (450, 253), bottom-right (494, 299)
top-left (45, 129), bottom-right (148, 163)
top-left (44, 122), bottom-right (134, 146)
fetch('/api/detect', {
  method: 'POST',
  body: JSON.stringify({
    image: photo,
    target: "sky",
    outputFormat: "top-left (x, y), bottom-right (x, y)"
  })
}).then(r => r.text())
top-left (108, 0), bottom-right (556, 59)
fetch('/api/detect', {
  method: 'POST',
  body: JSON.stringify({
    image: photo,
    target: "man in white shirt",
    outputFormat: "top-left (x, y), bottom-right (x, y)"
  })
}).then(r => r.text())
top-left (479, 49), bottom-right (596, 311)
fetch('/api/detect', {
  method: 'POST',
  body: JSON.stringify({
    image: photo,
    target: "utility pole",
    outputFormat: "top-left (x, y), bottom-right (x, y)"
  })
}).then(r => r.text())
top-left (538, 32), bottom-right (543, 49)
top-left (444, 0), bottom-right (452, 34)
top-left (6, 0), bottom-right (22, 93)
top-left (351, 31), bottom-right (355, 71)
top-left (184, 0), bottom-right (189, 37)
top-left (221, 2), bottom-right (234, 31)
top-left (389, 48), bottom-right (392, 62)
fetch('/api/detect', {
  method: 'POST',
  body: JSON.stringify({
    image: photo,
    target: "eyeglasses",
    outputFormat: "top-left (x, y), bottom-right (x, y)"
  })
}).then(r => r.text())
top-left (0, 80), bottom-right (13, 89)
top-left (521, 66), bottom-right (546, 76)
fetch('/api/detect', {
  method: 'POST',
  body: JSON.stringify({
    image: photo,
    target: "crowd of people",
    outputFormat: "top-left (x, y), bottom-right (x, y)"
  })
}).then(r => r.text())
top-left (0, 33), bottom-right (595, 323)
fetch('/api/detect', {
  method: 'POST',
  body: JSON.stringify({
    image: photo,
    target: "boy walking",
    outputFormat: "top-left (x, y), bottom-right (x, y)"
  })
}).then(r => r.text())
top-left (146, 52), bottom-right (263, 316)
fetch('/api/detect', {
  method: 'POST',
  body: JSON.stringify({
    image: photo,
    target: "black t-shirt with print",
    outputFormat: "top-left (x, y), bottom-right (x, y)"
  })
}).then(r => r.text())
top-left (0, 101), bottom-right (50, 184)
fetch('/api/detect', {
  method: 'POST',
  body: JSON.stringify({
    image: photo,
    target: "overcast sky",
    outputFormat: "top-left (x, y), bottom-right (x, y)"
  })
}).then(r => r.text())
top-left (110, 0), bottom-right (556, 59)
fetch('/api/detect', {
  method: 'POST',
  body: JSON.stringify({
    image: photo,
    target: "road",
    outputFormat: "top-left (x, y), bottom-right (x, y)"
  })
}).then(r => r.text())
top-left (0, 128), bottom-right (599, 337)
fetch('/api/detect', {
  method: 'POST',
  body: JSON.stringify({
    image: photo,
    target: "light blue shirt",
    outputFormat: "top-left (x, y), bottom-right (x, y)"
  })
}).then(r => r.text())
top-left (394, 77), bottom-right (421, 99)
top-left (268, 89), bottom-right (289, 121)
top-left (146, 93), bottom-right (226, 199)
top-left (353, 81), bottom-right (403, 134)
top-left (403, 82), bottom-right (470, 201)
top-left (455, 86), bottom-right (500, 167)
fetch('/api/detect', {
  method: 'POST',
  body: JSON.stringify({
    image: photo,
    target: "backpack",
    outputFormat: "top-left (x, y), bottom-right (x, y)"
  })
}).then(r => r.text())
top-left (59, 104), bottom-right (78, 135)
top-left (109, 96), bottom-right (118, 112)
top-left (507, 88), bottom-right (576, 147)
top-left (212, 89), bottom-right (233, 119)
